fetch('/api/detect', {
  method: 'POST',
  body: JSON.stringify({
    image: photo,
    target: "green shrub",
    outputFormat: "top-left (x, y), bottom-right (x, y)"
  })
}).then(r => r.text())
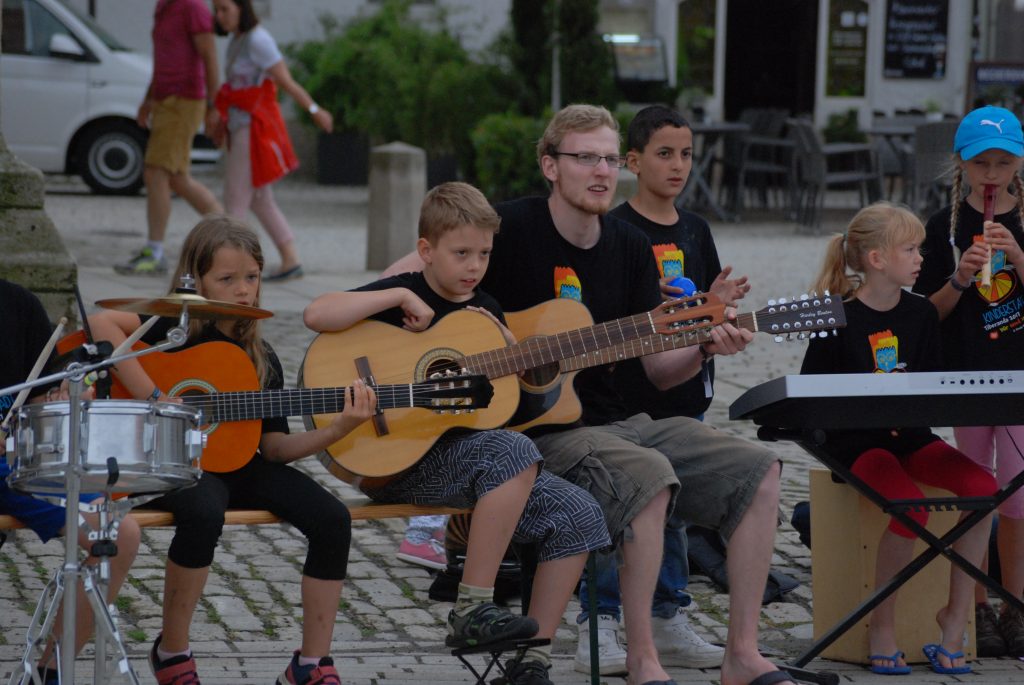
top-left (288, 0), bottom-right (507, 172)
top-left (471, 113), bottom-right (548, 202)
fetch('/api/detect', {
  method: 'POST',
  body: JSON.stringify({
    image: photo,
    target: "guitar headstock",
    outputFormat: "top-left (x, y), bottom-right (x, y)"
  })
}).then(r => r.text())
top-left (756, 291), bottom-right (847, 342)
top-left (650, 292), bottom-right (725, 334)
top-left (422, 371), bottom-right (494, 413)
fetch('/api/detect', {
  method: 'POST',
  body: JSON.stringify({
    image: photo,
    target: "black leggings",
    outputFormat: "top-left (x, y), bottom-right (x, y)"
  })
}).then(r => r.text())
top-left (150, 454), bottom-right (351, 580)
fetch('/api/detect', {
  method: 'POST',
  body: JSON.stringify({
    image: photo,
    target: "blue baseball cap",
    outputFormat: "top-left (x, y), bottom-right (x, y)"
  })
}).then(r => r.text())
top-left (954, 105), bottom-right (1024, 160)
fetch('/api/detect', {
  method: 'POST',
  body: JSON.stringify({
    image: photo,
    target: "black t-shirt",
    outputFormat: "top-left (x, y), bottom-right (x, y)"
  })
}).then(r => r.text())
top-left (352, 271), bottom-right (506, 327)
top-left (608, 202), bottom-right (721, 419)
top-left (481, 196), bottom-right (662, 427)
top-left (913, 202), bottom-right (1024, 371)
top-left (800, 291), bottom-right (942, 466)
top-left (140, 317), bottom-right (289, 436)
top-left (0, 279), bottom-right (58, 426)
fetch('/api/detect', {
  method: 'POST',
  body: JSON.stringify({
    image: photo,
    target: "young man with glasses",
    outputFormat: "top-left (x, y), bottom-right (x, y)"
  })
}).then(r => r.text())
top-left (385, 104), bottom-right (791, 685)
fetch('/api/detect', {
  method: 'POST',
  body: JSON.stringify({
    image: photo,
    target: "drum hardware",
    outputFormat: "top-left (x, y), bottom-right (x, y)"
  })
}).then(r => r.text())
top-left (96, 293), bottom-right (273, 321)
top-left (0, 303), bottom-right (197, 685)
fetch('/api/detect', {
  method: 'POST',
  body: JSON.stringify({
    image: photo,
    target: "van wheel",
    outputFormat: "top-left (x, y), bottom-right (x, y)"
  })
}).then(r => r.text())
top-left (76, 122), bottom-right (147, 195)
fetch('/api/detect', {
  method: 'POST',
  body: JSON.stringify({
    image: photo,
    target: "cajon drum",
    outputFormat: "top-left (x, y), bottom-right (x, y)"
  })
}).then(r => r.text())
top-left (809, 468), bottom-right (976, 664)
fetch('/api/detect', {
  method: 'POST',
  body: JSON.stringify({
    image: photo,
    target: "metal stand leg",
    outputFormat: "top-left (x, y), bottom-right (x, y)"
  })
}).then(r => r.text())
top-left (8, 495), bottom-right (143, 685)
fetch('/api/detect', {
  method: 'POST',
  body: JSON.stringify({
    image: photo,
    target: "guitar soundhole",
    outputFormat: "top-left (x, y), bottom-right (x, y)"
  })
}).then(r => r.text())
top-left (521, 362), bottom-right (560, 390)
top-left (416, 347), bottom-right (466, 382)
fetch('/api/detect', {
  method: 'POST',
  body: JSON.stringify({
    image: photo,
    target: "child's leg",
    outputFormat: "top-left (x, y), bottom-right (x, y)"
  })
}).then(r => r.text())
top-left (463, 463), bottom-right (534, 587)
top-left (161, 562), bottom-right (210, 652)
top-left (954, 426), bottom-right (998, 605)
top-left (993, 426), bottom-right (1024, 602)
top-left (301, 576), bottom-right (344, 656)
top-left (148, 474), bottom-right (232, 654)
top-left (850, 448), bottom-right (923, 665)
top-left (905, 440), bottom-right (998, 668)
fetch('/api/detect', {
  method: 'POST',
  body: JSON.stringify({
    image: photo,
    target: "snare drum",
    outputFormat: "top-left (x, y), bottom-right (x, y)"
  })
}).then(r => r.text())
top-left (8, 400), bottom-right (203, 495)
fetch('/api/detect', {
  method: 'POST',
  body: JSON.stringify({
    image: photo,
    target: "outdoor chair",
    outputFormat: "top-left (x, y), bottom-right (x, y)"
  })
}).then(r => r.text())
top-left (908, 121), bottom-right (958, 217)
top-left (787, 118), bottom-right (883, 232)
top-left (719, 108), bottom-right (794, 216)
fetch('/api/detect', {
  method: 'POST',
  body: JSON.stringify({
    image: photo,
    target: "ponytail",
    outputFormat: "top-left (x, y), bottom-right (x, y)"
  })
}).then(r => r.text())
top-left (812, 234), bottom-right (857, 298)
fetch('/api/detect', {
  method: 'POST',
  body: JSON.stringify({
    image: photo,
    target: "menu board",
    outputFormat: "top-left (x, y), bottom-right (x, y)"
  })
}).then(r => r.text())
top-left (883, 0), bottom-right (949, 79)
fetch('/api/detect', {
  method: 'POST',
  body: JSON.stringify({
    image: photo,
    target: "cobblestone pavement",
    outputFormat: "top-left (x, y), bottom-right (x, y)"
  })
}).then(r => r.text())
top-left (3, 174), bottom-right (1023, 683)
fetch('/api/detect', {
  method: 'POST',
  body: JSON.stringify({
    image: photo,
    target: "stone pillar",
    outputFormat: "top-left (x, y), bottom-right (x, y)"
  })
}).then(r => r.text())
top-left (366, 141), bottom-right (426, 270)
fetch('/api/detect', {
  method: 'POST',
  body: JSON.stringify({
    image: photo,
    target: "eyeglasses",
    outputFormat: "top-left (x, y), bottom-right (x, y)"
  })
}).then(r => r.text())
top-left (552, 151), bottom-right (626, 168)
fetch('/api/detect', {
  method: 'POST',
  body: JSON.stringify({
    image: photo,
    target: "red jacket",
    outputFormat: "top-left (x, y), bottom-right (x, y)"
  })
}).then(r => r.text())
top-left (216, 79), bottom-right (299, 187)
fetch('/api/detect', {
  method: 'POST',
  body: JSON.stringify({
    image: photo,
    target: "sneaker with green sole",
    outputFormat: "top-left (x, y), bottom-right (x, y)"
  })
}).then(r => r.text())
top-left (445, 601), bottom-right (538, 648)
top-left (114, 247), bottom-right (167, 275)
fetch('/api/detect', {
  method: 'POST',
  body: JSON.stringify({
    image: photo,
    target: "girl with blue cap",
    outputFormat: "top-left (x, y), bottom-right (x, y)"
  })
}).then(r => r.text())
top-left (913, 104), bottom-right (1024, 661)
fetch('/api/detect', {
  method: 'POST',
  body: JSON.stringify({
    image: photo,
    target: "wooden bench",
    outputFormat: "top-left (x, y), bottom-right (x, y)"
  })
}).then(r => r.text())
top-left (0, 499), bottom-right (469, 531)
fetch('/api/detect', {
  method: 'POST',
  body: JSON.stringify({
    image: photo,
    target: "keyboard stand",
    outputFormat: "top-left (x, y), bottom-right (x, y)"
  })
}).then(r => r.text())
top-left (759, 425), bottom-right (1024, 668)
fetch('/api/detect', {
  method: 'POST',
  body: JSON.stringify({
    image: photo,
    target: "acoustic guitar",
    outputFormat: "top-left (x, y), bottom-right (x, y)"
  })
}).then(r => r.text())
top-left (301, 292), bottom-right (846, 482)
top-left (56, 334), bottom-right (492, 473)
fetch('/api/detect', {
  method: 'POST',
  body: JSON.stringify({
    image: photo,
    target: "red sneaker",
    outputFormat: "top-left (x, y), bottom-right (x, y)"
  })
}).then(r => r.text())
top-left (149, 634), bottom-right (200, 685)
top-left (277, 650), bottom-right (341, 685)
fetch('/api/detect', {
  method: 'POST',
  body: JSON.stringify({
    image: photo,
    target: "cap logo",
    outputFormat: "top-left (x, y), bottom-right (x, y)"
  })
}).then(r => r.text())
top-left (980, 118), bottom-right (1005, 134)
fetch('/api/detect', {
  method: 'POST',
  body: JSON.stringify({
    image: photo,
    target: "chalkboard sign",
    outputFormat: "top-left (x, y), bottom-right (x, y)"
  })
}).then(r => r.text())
top-left (883, 0), bottom-right (949, 79)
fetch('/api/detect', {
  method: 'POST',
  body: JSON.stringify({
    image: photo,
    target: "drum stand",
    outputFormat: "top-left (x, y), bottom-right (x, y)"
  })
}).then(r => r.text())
top-left (8, 493), bottom-right (152, 685)
top-left (1, 321), bottom-right (190, 685)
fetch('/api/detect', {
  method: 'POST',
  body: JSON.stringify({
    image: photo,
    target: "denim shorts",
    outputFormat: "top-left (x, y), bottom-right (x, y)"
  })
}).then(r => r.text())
top-left (533, 413), bottom-right (779, 544)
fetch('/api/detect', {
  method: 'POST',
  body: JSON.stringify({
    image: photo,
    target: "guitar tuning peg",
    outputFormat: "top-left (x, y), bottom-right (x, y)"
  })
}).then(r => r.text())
top-left (774, 335), bottom-right (783, 343)
top-left (799, 293), bottom-right (809, 300)
top-left (824, 289), bottom-right (831, 296)
top-left (767, 299), bottom-right (777, 306)
top-left (797, 332), bottom-right (807, 340)
top-left (831, 329), bottom-right (839, 336)
top-left (778, 297), bottom-right (787, 304)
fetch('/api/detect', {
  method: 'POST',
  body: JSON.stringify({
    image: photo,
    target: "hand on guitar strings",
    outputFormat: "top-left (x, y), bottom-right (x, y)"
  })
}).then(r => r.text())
top-left (703, 307), bottom-right (754, 357)
top-left (329, 378), bottom-right (377, 439)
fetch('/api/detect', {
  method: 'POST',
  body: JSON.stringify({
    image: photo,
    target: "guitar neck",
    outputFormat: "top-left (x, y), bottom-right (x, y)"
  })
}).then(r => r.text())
top-left (463, 310), bottom-right (661, 379)
top-left (180, 384), bottom-right (425, 422)
top-left (560, 311), bottom-right (756, 371)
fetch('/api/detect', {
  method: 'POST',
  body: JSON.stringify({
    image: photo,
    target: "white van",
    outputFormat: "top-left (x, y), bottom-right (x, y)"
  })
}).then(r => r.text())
top-left (0, 0), bottom-right (216, 195)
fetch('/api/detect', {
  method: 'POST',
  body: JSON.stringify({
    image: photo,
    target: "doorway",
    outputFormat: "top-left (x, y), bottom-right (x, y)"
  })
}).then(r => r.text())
top-left (723, 0), bottom-right (819, 120)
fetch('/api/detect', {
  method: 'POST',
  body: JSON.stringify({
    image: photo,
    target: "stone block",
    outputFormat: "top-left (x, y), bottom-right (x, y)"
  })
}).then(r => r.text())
top-left (366, 142), bottom-right (425, 270)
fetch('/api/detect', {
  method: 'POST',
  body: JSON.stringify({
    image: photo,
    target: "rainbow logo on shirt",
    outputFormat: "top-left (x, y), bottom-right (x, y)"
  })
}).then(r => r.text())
top-left (652, 243), bottom-right (685, 279)
top-left (554, 266), bottom-right (582, 301)
top-left (869, 329), bottom-right (903, 373)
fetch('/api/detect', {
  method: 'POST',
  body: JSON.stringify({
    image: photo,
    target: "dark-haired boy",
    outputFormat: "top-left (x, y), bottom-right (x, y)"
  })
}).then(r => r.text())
top-left (305, 182), bottom-right (611, 685)
top-left (573, 104), bottom-right (755, 674)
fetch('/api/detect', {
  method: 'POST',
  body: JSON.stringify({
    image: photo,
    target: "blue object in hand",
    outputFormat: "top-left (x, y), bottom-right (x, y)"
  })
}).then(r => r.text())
top-left (668, 276), bottom-right (697, 296)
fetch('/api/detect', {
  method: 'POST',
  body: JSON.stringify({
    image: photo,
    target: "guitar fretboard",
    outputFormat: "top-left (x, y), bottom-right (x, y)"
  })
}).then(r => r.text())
top-left (462, 311), bottom-right (662, 379)
top-left (560, 311), bottom-right (756, 370)
top-left (180, 384), bottom-right (431, 422)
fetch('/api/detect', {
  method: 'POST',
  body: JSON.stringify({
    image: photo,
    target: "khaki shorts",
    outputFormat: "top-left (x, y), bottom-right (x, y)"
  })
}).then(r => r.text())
top-left (144, 95), bottom-right (204, 174)
top-left (533, 413), bottom-right (779, 544)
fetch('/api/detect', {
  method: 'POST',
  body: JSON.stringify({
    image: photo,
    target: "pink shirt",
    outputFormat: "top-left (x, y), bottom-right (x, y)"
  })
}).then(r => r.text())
top-left (151, 0), bottom-right (213, 100)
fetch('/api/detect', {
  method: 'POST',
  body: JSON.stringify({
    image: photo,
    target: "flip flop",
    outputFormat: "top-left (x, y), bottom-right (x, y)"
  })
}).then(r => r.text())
top-left (867, 650), bottom-right (911, 675)
top-left (922, 643), bottom-right (972, 674)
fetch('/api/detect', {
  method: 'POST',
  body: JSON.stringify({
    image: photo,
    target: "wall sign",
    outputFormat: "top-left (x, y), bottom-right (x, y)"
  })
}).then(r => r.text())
top-left (883, 0), bottom-right (949, 80)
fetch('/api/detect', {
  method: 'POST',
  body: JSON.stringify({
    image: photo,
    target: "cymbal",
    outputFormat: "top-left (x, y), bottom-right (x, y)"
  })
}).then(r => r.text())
top-left (97, 294), bottom-right (273, 320)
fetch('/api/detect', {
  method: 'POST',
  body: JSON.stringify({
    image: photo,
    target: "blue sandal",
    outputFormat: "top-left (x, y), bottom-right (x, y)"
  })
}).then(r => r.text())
top-left (922, 643), bottom-right (972, 674)
top-left (868, 651), bottom-right (911, 675)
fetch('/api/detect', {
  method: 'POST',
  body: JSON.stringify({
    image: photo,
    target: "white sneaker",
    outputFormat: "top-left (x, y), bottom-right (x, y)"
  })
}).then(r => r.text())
top-left (574, 614), bottom-right (628, 675)
top-left (652, 607), bottom-right (725, 668)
